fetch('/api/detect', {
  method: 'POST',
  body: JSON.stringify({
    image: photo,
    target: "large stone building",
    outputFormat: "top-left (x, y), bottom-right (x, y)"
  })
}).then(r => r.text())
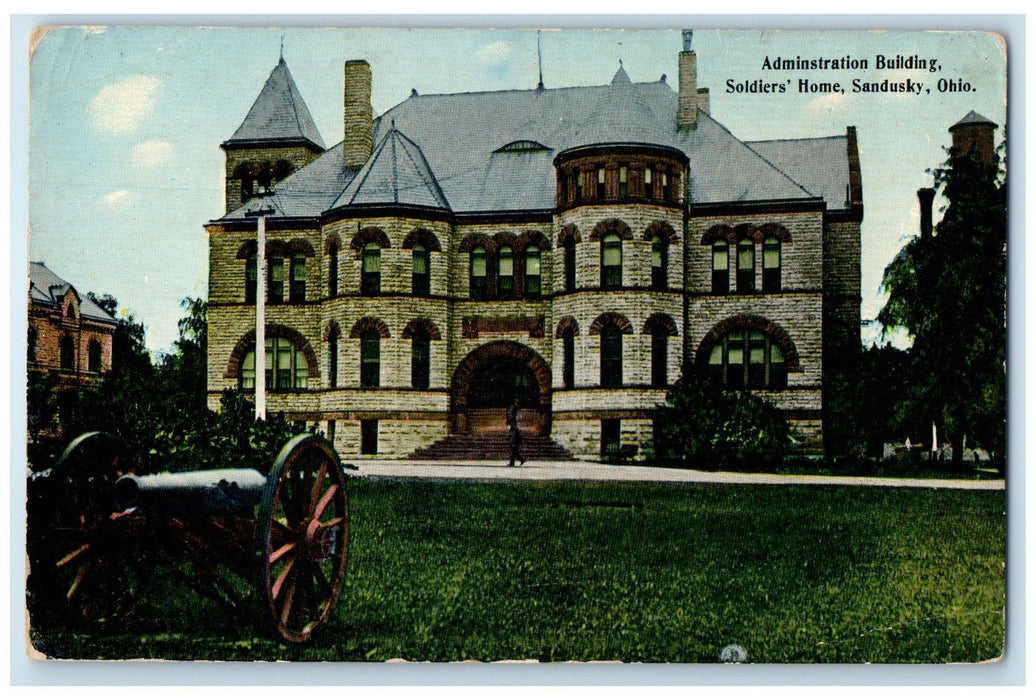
top-left (206, 34), bottom-right (862, 460)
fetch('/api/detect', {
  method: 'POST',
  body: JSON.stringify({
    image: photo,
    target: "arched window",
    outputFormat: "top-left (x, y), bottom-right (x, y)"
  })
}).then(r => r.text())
top-left (328, 335), bottom-right (338, 388)
top-left (562, 328), bottom-right (575, 389)
top-left (470, 246), bottom-right (488, 300)
top-left (60, 335), bottom-right (75, 371)
top-left (736, 239), bottom-right (755, 293)
top-left (241, 337), bottom-right (309, 391)
top-left (361, 242), bottom-right (381, 295)
top-left (290, 254), bottom-right (306, 302)
top-left (88, 340), bottom-right (102, 373)
top-left (411, 331), bottom-right (430, 389)
top-left (651, 328), bottom-right (668, 388)
top-left (360, 330), bottom-right (381, 388)
top-left (524, 245), bottom-right (541, 298)
top-left (412, 243), bottom-right (430, 296)
top-left (762, 237), bottom-right (781, 292)
top-left (712, 241), bottom-right (729, 294)
top-left (600, 324), bottom-right (623, 387)
top-left (564, 238), bottom-right (576, 292)
top-left (651, 235), bottom-right (668, 291)
top-left (601, 233), bottom-right (622, 289)
top-left (707, 330), bottom-right (787, 390)
top-left (328, 244), bottom-right (339, 298)
top-left (269, 256), bottom-right (285, 303)
top-left (497, 245), bottom-right (514, 297)
top-left (246, 253), bottom-right (258, 304)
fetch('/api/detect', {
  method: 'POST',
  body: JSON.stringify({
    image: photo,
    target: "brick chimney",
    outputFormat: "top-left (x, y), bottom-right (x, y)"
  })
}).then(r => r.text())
top-left (678, 30), bottom-right (698, 130)
top-left (917, 187), bottom-right (935, 239)
top-left (343, 60), bottom-right (373, 171)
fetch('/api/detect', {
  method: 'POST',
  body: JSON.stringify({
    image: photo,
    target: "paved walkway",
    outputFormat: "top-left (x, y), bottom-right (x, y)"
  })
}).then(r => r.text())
top-left (346, 458), bottom-right (1005, 490)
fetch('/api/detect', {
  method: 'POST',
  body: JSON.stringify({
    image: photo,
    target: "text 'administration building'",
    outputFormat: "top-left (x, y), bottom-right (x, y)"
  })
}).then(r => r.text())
top-left (206, 35), bottom-right (862, 460)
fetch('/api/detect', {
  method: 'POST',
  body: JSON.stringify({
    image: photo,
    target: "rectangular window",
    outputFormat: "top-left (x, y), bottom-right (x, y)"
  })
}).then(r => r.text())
top-left (597, 167), bottom-right (606, 199)
top-left (618, 166), bottom-right (628, 198)
top-left (762, 240), bottom-right (781, 293)
top-left (575, 168), bottom-right (583, 201)
top-left (412, 337), bottom-right (430, 390)
top-left (361, 419), bottom-right (378, 455)
top-left (651, 333), bottom-right (668, 388)
top-left (328, 338), bottom-right (338, 388)
top-left (564, 242), bottom-right (576, 292)
top-left (736, 242), bottom-right (755, 293)
top-left (290, 255), bottom-right (306, 302)
top-left (601, 419), bottom-right (621, 461)
top-left (712, 243), bottom-right (729, 294)
top-left (644, 167), bottom-right (653, 199)
top-left (563, 332), bottom-right (575, 389)
top-left (497, 246), bottom-right (514, 297)
top-left (412, 247), bottom-right (430, 296)
top-left (524, 247), bottom-right (541, 298)
top-left (328, 249), bottom-right (338, 298)
top-left (361, 246), bottom-right (381, 295)
top-left (246, 256), bottom-right (257, 304)
top-left (269, 257), bottom-right (284, 304)
top-left (361, 335), bottom-right (380, 388)
top-left (470, 248), bottom-right (487, 300)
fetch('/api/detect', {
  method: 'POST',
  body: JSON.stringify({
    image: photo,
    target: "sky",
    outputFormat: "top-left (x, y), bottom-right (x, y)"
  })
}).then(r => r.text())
top-left (25, 25), bottom-right (1007, 354)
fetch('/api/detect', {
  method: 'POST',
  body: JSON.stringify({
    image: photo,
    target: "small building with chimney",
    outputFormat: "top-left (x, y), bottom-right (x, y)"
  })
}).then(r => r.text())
top-left (205, 33), bottom-right (864, 460)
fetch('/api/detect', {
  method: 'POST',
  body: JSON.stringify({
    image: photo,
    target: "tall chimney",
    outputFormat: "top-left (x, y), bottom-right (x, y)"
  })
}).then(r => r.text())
top-left (917, 187), bottom-right (935, 239)
top-left (678, 30), bottom-right (698, 130)
top-left (343, 60), bottom-right (373, 171)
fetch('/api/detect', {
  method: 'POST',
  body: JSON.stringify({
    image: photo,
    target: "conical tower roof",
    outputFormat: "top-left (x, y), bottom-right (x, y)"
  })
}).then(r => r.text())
top-left (331, 126), bottom-right (449, 210)
top-left (224, 57), bottom-right (325, 149)
top-left (560, 64), bottom-right (673, 151)
top-left (950, 110), bottom-right (997, 131)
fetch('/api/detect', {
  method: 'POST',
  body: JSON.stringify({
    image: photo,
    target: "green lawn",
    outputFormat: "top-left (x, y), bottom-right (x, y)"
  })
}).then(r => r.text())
top-left (28, 480), bottom-right (1005, 663)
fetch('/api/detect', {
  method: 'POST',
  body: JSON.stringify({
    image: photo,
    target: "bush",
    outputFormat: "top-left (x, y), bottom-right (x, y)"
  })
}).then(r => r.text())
top-left (654, 368), bottom-right (790, 469)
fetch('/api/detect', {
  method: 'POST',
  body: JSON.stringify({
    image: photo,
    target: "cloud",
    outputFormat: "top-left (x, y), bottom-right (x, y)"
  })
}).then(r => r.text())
top-left (131, 139), bottom-right (173, 168)
top-left (88, 75), bottom-right (160, 134)
top-left (478, 41), bottom-right (515, 65)
top-left (805, 92), bottom-right (849, 116)
top-left (102, 190), bottom-right (130, 207)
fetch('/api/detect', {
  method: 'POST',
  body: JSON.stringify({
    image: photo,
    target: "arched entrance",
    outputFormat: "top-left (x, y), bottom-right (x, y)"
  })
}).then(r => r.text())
top-left (450, 341), bottom-right (552, 437)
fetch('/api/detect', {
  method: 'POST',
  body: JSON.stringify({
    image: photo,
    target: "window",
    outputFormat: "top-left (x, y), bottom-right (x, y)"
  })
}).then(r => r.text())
top-left (651, 329), bottom-right (668, 388)
top-left (241, 337), bottom-right (309, 391)
top-left (328, 335), bottom-right (338, 388)
top-left (412, 244), bottom-right (430, 296)
top-left (88, 340), bottom-right (102, 373)
top-left (574, 168), bottom-right (583, 201)
top-left (736, 240), bottom-right (755, 293)
top-left (28, 328), bottom-right (37, 364)
top-left (601, 419), bottom-right (621, 460)
top-left (763, 237), bottom-right (781, 292)
top-left (618, 166), bottom-right (628, 198)
top-left (246, 254), bottom-right (258, 304)
top-left (524, 245), bottom-right (541, 298)
top-left (470, 246), bottom-right (487, 300)
top-left (411, 332), bottom-right (430, 389)
top-left (564, 239), bottom-right (576, 292)
top-left (269, 256), bottom-right (285, 303)
top-left (707, 330), bottom-right (787, 390)
top-left (361, 243), bottom-right (381, 295)
top-left (661, 171), bottom-right (672, 202)
top-left (290, 254), bottom-right (306, 302)
top-left (596, 167), bottom-right (606, 200)
top-left (651, 235), bottom-right (667, 290)
top-left (497, 245), bottom-right (514, 297)
top-left (600, 324), bottom-right (623, 387)
top-left (601, 233), bottom-right (622, 289)
top-left (644, 167), bottom-right (653, 199)
top-left (361, 419), bottom-right (378, 455)
top-left (562, 328), bottom-right (575, 389)
top-left (328, 244), bottom-right (339, 298)
top-left (60, 335), bottom-right (75, 371)
top-left (360, 330), bottom-right (381, 388)
top-left (712, 241), bottom-right (729, 294)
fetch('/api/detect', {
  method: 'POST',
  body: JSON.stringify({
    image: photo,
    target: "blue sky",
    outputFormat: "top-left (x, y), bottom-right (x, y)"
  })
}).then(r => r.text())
top-left (26, 26), bottom-right (1007, 353)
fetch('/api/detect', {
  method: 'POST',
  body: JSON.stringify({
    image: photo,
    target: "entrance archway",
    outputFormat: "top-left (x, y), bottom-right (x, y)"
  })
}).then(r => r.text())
top-left (451, 341), bottom-right (552, 436)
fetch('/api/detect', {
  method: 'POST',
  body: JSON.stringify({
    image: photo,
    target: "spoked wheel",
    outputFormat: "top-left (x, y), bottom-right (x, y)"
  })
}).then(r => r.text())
top-left (33, 432), bottom-right (150, 628)
top-left (258, 434), bottom-right (348, 643)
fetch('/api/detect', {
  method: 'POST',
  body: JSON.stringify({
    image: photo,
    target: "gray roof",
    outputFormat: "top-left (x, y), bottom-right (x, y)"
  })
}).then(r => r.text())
top-left (950, 110), bottom-right (997, 130)
top-left (746, 135), bottom-right (851, 210)
top-left (216, 65), bottom-right (852, 222)
top-left (224, 58), bottom-right (325, 150)
top-left (29, 262), bottom-right (117, 324)
top-left (332, 127), bottom-right (448, 210)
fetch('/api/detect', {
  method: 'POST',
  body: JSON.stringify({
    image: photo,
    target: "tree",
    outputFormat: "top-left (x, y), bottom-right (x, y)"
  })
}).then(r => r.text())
top-left (879, 136), bottom-right (1006, 464)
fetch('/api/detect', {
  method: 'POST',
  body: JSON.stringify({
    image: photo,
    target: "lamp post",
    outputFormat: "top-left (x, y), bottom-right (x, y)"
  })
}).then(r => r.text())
top-left (245, 196), bottom-right (275, 421)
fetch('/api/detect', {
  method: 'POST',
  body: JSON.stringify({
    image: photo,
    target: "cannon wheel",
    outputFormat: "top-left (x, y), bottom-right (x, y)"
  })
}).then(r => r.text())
top-left (258, 434), bottom-right (348, 643)
top-left (33, 432), bottom-right (150, 628)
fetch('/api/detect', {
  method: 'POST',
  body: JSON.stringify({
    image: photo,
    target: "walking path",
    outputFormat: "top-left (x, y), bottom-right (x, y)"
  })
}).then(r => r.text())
top-left (346, 458), bottom-right (1004, 490)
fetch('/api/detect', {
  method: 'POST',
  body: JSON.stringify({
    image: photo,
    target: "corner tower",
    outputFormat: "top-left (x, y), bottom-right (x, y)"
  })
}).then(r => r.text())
top-left (221, 57), bottom-right (326, 213)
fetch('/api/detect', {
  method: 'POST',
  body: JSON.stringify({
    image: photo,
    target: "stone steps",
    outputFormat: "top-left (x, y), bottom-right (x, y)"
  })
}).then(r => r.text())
top-left (408, 435), bottom-right (573, 462)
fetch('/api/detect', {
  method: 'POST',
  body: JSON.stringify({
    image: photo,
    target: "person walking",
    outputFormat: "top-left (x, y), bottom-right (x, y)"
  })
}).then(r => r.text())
top-left (506, 397), bottom-right (525, 467)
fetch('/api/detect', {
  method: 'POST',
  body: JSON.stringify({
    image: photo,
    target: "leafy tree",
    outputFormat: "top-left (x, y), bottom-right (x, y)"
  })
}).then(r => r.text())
top-left (654, 367), bottom-right (790, 469)
top-left (854, 343), bottom-right (919, 458)
top-left (879, 137), bottom-right (1006, 463)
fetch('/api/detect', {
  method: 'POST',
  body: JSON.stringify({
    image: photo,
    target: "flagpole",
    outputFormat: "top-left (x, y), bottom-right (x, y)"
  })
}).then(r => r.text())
top-left (247, 196), bottom-right (275, 421)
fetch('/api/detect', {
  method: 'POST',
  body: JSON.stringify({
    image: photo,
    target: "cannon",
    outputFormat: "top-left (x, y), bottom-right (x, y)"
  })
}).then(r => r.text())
top-left (27, 432), bottom-right (349, 643)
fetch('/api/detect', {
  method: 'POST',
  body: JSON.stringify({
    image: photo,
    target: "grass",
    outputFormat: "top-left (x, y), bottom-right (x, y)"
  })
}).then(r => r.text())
top-left (28, 480), bottom-right (1005, 663)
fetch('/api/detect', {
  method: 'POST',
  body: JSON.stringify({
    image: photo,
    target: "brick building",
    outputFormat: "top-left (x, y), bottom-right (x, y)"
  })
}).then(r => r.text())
top-left (206, 34), bottom-right (862, 459)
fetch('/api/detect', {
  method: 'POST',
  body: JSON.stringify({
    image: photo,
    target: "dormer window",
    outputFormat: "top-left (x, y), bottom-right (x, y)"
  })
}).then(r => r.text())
top-left (496, 140), bottom-right (549, 153)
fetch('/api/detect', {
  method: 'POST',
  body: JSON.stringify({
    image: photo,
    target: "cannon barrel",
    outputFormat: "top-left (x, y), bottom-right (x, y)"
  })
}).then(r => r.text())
top-left (115, 469), bottom-right (267, 513)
